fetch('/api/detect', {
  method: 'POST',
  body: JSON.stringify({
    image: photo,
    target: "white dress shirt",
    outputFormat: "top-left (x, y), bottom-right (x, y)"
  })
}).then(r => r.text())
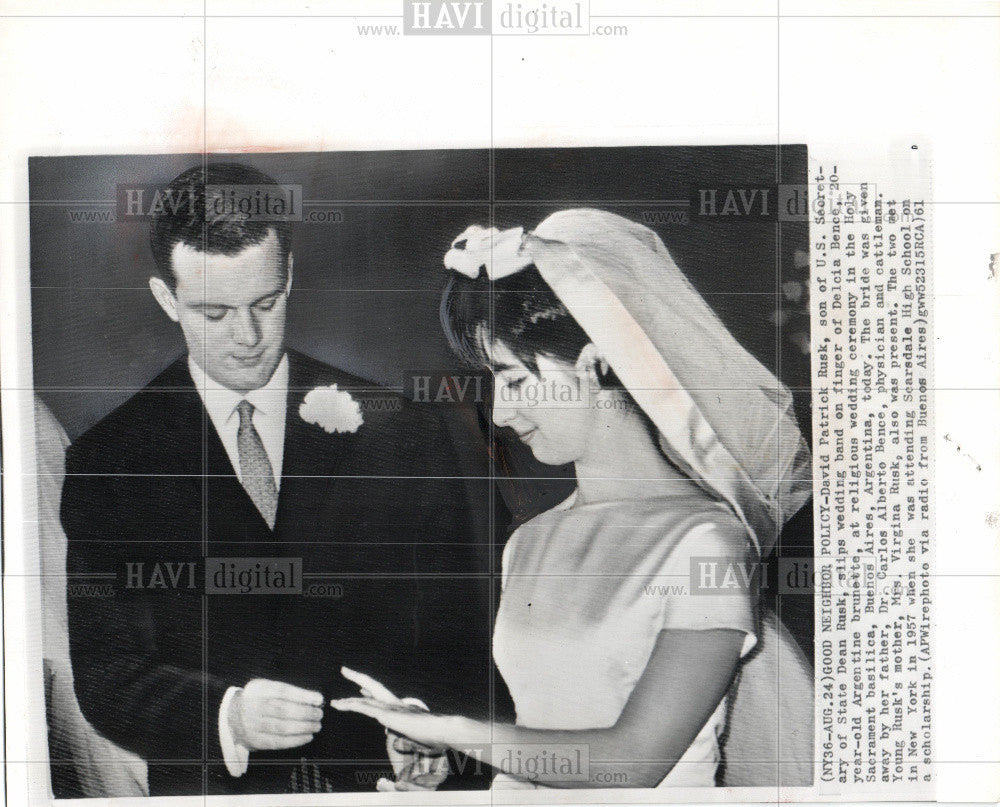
top-left (188, 354), bottom-right (288, 489)
top-left (188, 353), bottom-right (290, 777)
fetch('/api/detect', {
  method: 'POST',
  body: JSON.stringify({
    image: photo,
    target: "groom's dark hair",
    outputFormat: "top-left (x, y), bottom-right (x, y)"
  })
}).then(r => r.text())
top-left (149, 161), bottom-right (293, 291)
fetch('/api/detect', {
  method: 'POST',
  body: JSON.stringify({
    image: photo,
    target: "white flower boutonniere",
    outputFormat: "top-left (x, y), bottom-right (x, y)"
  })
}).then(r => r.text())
top-left (299, 385), bottom-right (364, 434)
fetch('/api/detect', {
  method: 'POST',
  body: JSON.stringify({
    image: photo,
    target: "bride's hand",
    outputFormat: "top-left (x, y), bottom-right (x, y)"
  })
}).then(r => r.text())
top-left (339, 667), bottom-right (400, 704)
top-left (331, 693), bottom-right (459, 748)
top-left (340, 667), bottom-right (447, 747)
top-left (338, 667), bottom-right (451, 790)
top-left (335, 666), bottom-right (467, 749)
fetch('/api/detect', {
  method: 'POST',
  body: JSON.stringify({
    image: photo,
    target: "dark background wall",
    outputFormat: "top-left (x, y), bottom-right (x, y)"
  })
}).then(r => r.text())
top-left (30, 146), bottom-right (809, 438)
top-left (29, 145), bottom-right (813, 648)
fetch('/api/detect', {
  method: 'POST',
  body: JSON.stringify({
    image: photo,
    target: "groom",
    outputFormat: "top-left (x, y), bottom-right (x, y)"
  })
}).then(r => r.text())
top-left (63, 162), bottom-right (496, 795)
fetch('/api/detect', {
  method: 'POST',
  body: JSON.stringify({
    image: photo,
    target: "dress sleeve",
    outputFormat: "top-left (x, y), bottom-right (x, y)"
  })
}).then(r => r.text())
top-left (499, 532), bottom-right (519, 593)
top-left (655, 518), bottom-right (759, 657)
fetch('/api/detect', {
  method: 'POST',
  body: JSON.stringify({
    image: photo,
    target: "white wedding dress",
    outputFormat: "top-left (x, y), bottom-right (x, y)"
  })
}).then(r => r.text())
top-left (490, 491), bottom-right (759, 789)
top-left (443, 208), bottom-right (816, 790)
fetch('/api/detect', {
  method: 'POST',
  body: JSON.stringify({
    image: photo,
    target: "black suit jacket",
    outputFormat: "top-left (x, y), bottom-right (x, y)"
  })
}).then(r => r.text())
top-left (63, 351), bottom-right (500, 795)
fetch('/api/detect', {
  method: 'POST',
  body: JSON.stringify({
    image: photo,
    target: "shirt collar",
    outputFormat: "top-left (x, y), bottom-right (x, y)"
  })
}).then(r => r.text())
top-left (188, 353), bottom-right (290, 424)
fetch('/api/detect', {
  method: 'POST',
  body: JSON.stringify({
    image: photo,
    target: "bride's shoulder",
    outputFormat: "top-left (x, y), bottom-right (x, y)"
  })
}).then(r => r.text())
top-left (518, 492), bottom-right (747, 549)
top-left (545, 491), bottom-right (739, 524)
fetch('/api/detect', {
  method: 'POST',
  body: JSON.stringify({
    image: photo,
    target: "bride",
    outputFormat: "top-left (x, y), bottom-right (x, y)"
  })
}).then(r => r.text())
top-left (333, 209), bottom-right (814, 789)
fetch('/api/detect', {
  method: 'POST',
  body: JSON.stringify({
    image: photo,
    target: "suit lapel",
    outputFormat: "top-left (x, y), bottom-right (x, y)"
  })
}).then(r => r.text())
top-left (273, 354), bottom-right (351, 532)
top-left (172, 358), bottom-right (275, 536)
top-left (173, 352), bottom-right (354, 536)
top-left (280, 353), bottom-right (350, 478)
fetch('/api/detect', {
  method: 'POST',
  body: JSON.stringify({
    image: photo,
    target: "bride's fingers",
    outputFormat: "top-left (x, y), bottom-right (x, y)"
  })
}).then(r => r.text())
top-left (330, 697), bottom-right (400, 724)
top-left (332, 698), bottom-right (433, 743)
top-left (340, 667), bottom-right (400, 703)
top-left (329, 696), bottom-right (378, 715)
top-left (401, 696), bottom-right (430, 712)
top-left (332, 696), bottom-right (422, 714)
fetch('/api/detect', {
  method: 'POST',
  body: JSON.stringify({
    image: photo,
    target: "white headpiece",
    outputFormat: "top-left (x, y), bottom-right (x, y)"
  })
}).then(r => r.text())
top-left (445, 209), bottom-right (812, 558)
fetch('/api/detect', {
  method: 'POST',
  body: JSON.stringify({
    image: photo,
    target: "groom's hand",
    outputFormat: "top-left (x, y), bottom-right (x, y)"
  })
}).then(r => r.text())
top-left (228, 679), bottom-right (325, 751)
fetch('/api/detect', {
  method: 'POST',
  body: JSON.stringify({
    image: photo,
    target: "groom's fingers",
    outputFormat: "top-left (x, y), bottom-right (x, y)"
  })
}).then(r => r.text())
top-left (264, 699), bottom-right (324, 722)
top-left (234, 681), bottom-right (327, 752)
top-left (261, 733), bottom-right (316, 750)
top-left (259, 680), bottom-right (324, 706)
top-left (257, 717), bottom-right (323, 736)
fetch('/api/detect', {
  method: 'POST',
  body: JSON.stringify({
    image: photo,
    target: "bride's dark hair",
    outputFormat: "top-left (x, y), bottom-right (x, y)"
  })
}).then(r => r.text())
top-left (441, 264), bottom-right (621, 388)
